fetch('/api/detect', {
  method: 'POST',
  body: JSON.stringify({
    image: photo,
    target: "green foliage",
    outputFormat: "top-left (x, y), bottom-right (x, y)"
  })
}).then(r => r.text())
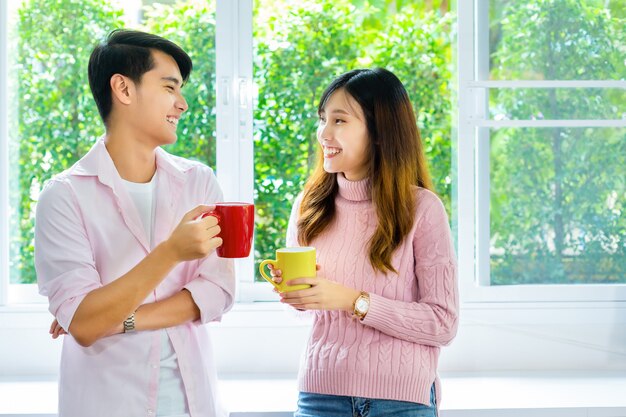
top-left (13, 0), bottom-right (623, 288)
top-left (253, 0), bottom-right (362, 276)
top-left (11, 0), bottom-right (124, 283)
top-left (489, 0), bottom-right (625, 284)
top-left (14, 0), bottom-right (622, 287)
top-left (142, 0), bottom-right (217, 167)
top-left (252, 0), bottom-right (454, 279)
top-left (370, 7), bottom-right (453, 209)
top-left (492, 0), bottom-right (624, 80)
top-left (8, 0), bottom-right (458, 285)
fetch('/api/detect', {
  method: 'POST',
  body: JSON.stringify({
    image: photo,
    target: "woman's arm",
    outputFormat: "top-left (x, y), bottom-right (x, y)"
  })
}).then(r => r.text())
top-left (360, 193), bottom-right (459, 346)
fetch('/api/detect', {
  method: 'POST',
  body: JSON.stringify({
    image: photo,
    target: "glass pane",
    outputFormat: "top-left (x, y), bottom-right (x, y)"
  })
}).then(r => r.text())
top-left (141, 0), bottom-right (217, 168)
top-left (489, 0), bottom-right (625, 80)
top-left (9, 0), bottom-right (124, 284)
top-left (9, 0), bottom-right (216, 284)
top-left (252, 0), bottom-right (454, 281)
top-left (490, 88), bottom-right (626, 120)
top-left (490, 128), bottom-right (626, 285)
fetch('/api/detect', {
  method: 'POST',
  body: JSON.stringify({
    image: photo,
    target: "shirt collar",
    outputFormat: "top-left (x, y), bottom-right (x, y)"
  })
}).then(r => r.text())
top-left (68, 137), bottom-right (192, 253)
top-left (69, 137), bottom-right (188, 184)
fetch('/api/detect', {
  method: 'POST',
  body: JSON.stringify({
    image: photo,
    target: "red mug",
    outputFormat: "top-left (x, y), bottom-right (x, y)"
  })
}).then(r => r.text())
top-left (201, 202), bottom-right (254, 258)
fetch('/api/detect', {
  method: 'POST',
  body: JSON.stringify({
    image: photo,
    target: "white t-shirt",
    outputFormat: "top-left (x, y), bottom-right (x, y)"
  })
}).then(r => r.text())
top-left (122, 172), bottom-right (190, 417)
top-left (121, 173), bottom-right (157, 247)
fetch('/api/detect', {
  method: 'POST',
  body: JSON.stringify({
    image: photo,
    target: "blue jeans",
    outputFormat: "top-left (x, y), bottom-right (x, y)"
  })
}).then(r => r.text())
top-left (294, 384), bottom-right (437, 417)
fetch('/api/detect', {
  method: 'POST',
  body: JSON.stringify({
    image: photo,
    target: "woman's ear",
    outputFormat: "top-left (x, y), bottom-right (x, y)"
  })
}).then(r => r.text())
top-left (110, 74), bottom-right (133, 106)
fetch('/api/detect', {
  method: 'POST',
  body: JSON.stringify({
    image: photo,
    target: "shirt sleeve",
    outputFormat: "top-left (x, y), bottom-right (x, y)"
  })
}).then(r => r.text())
top-left (361, 192), bottom-right (459, 346)
top-left (184, 167), bottom-right (236, 324)
top-left (35, 179), bottom-right (103, 331)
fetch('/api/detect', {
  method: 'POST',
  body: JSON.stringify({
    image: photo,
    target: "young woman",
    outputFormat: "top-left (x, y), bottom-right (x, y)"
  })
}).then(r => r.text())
top-left (272, 68), bottom-right (459, 417)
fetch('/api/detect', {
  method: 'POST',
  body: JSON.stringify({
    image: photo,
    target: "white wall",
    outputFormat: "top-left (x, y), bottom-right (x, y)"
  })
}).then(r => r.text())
top-left (2, 302), bottom-right (625, 377)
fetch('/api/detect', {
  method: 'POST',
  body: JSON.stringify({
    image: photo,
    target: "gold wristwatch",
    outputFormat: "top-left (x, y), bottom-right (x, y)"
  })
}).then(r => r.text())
top-left (353, 291), bottom-right (370, 320)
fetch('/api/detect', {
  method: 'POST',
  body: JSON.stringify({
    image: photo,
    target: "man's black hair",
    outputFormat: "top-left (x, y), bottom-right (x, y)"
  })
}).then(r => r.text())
top-left (88, 29), bottom-right (192, 124)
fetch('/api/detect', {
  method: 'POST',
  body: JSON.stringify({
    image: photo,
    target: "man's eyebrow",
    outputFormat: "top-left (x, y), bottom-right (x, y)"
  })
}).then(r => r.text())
top-left (161, 76), bottom-right (181, 85)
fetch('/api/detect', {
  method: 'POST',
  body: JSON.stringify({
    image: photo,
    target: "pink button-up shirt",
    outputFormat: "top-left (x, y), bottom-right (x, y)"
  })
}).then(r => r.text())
top-left (35, 138), bottom-right (235, 417)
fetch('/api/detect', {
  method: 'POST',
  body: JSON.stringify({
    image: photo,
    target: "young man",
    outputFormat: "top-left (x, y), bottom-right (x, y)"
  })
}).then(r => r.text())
top-left (35, 30), bottom-right (234, 417)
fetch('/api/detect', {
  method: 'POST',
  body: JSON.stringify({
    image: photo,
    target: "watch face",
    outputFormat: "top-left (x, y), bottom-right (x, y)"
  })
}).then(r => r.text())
top-left (356, 297), bottom-right (369, 313)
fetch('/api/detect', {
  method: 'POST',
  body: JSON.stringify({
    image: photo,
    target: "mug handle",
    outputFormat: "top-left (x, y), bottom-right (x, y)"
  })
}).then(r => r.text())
top-left (259, 260), bottom-right (280, 289)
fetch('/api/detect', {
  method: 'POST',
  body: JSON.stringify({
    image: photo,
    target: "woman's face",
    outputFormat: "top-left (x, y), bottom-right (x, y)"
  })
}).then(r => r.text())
top-left (317, 88), bottom-right (370, 181)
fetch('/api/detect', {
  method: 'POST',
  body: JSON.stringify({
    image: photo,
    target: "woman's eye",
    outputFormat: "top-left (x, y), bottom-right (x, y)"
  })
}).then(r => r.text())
top-left (335, 119), bottom-right (345, 124)
top-left (166, 86), bottom-right (175, 92)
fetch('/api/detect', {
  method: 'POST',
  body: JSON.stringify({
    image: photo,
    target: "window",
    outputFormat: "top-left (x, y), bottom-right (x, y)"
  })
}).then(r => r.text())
top-left (1, 0), bottom-right (456, 304)
top-left (2, 0), bottom-right (624, 377)
top-left (249, 0), bottom-right (454, 299)
top-left (1, 0), bottom-right (218, 303)
top-left (457, 0), bottom-right (625, 302)
top-left (5, 0), bottom-right (623, 306)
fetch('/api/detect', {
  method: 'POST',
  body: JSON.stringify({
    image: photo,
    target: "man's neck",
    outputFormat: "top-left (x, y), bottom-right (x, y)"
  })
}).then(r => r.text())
top-left (104, 129), bottom-right (157, 183)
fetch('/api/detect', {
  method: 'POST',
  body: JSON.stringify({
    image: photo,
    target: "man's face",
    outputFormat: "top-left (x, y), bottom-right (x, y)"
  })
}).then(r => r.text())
top-left (128, 49), bottom-right (188, 147)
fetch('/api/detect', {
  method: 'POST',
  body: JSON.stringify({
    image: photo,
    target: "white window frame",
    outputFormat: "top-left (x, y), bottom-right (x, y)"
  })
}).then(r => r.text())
top-left (0, 0), bottom-right (9, 306)
top-left (215, 0), bottom-right (277, 302)
top-left (457, 0), bottom-right (626, 304)
top-left (0, 1), bottom-right (41, 306)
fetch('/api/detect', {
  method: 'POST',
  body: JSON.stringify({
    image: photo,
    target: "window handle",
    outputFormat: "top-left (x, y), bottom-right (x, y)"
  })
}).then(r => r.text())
top-left (220, 77), bottom-right (230, 106)
top-left (239, 78), bottom-right (248, 109)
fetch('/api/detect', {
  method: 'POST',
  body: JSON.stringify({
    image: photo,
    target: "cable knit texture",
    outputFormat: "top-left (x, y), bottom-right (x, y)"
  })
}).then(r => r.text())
top-left (286, 173), bottom-right (459, 407)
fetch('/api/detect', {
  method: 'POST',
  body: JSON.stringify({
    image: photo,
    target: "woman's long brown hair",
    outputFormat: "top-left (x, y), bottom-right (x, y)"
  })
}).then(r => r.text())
top-left (297, 68), bottom-right (433, 274)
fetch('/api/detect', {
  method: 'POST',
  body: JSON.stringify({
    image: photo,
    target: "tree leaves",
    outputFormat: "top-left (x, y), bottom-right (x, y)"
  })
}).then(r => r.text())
top-left (12, 0), bottom-right (124, 283)
top-left (13, 0), bottom-right (454, 284)
top-left (489, 0), bottom-right (625, 284)
top-left (252, 0), bottom-right (453, 279)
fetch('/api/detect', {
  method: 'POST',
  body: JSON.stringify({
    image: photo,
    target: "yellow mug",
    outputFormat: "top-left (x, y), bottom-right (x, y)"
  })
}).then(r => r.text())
top-left (259, 247), bottom-right (316, 292)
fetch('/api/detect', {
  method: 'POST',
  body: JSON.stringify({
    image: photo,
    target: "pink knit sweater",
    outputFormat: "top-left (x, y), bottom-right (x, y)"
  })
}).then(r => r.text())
top-left (286, 173), bottom-right (459, 406)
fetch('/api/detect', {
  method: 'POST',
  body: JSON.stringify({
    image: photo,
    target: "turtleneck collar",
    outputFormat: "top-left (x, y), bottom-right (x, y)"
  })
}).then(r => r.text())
top-left (337, 173), bottom-right (371, 202)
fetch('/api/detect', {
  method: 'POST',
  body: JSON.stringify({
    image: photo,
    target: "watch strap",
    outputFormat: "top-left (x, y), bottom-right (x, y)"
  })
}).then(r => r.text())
top-left (352, 291), bottom-right (370, 320)
top-left (123, 311), bottom-right (136, 333)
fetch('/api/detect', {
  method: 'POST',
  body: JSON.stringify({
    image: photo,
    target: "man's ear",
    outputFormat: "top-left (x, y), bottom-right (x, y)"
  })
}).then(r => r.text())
top-left (110, 74), bottom-right (133, 106)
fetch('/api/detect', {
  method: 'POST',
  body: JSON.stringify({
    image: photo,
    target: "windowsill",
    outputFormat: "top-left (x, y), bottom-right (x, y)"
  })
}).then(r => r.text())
top-left (3, 299), bottom-right (624, 312)
top-left (1, 372), bottom-right (625, 417)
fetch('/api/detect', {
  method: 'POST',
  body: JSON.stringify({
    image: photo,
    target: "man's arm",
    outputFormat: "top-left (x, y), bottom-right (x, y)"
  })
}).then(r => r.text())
top-left (50, 289), bottom-right (200, 338)
top-left (68, 205), bottom-right (221, 347)
top-left (133, 289), bottom-right (200, 331)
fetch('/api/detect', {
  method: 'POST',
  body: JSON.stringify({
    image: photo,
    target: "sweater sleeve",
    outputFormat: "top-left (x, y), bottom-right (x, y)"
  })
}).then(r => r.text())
top-left (361, 192), bottom-right (459, 346)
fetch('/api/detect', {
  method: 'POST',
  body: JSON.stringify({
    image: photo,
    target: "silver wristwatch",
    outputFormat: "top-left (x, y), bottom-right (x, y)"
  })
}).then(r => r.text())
top-left (123, 312), bottom-right (136, 333)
